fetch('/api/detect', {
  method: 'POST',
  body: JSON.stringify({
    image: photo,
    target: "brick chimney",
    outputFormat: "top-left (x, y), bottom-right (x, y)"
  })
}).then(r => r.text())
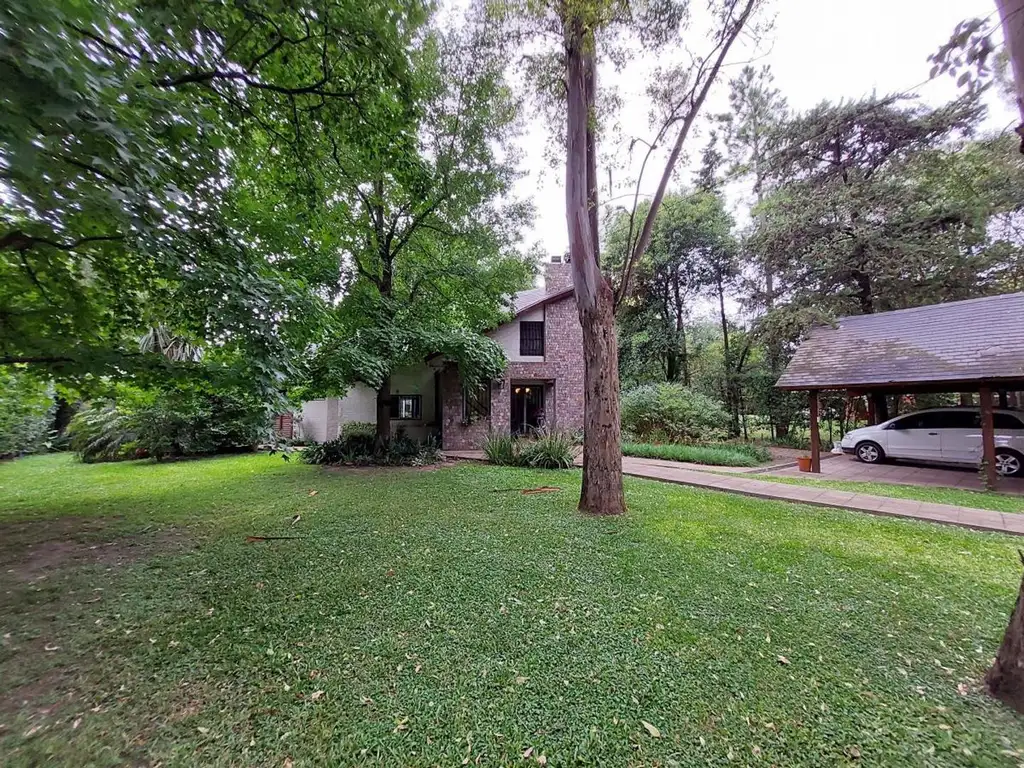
top-left (544, 254), bottom-right (573, 293)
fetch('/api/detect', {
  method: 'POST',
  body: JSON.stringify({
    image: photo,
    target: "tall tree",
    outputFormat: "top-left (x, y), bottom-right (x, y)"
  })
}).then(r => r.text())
top-left (1, 0), bottom-right (421, 402)
top-left (718, 65), bottom-right (788, 308)
top-left (749, 95), bottom-right (989, 318)
top-left (496, 0), bottom-right (763, 515)
top-left (299, 14), bottom-right (533, 444)
top-left (607, 191), bottom-right (735, 391)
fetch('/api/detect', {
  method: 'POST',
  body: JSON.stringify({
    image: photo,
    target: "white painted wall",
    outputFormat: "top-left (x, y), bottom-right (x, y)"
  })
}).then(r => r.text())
top-left (490, 306), bottom-right (544, 362)
top-left (298, 367), bottom-right (438, 442)
top-left (296, 398), bottom-right (341, 442)
top-left (340, 385), bottom-right (376, 424)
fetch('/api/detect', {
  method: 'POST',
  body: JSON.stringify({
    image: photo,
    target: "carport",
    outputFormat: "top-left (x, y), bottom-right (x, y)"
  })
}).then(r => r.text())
top-left (776, 293), bottom-right (1024, 488)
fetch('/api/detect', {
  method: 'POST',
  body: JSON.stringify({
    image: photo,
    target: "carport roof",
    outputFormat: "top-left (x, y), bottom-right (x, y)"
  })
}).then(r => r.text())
top-left (776, 292), bottom-right (1024, 391)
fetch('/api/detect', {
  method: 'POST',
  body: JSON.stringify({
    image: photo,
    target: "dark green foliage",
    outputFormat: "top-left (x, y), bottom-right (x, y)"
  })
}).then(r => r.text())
top-left (482, 432), bottom-right (518, 465)
top-left (339, 422), bottom-right (376, 441)
top-left (0, 370), bottom-right (54, 458)
top-left (302, 433), bottom-right (440, 467)
top-left (0, 0), bottom-right (422, 402)
top-left (517, 431), bottom-right (577, 469)
top-left (69, 388), bottom-right (267, 463)
top-left (482, 430), bottom-right (577, 469)
top-left (621, 442), bottom-right (762, 467)
top-left (620, 383), bottom-right (730, 443)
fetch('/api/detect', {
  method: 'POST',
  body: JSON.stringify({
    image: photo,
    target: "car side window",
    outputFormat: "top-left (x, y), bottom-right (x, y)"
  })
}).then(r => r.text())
top-left (994, 413), bottom-right (1024, 430)
top-left (891, 415), bottom-right (924, 429)
top-left (939, 411), bottom-right (979, 429)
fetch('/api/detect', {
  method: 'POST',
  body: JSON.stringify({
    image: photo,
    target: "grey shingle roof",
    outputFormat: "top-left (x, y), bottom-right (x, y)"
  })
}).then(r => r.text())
top-left (512, 286), bottom-right (573, 316)
top-left (776, 292), bottom-right (1024, 390)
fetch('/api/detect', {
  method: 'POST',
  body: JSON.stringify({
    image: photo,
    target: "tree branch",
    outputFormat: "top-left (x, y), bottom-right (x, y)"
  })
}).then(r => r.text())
top-left (615, 0), bottom-right (758, 307)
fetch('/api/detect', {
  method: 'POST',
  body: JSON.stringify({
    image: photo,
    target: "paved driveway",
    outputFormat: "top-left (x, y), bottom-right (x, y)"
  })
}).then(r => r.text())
top-left (767, 454), bottom-right (1024, 495)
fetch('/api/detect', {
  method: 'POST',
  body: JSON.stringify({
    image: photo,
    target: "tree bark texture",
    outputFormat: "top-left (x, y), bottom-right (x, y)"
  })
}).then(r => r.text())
top-left (987, 554), bottom-right (1024, 713)
top-left (565, 18), bottom-right (625, 515)
top-left (997, 0), bottom-right (1024, 147)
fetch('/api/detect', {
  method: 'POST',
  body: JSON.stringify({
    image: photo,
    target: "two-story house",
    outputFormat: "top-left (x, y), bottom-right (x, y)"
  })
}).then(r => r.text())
top-left (295, 257), bottom-right (584, 450)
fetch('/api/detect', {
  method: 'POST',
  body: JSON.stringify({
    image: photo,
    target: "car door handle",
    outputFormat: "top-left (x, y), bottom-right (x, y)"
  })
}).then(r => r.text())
top-left (928, 432), bottom-right (938, 436)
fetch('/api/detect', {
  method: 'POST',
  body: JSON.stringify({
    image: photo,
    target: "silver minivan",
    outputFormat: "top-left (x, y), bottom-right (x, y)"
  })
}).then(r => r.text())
top-left (840, 407), bottom-right (1024, 477)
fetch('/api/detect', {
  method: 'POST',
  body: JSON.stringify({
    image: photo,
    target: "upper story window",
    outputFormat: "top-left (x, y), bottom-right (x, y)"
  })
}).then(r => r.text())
top-left (520, 321), bottom-right (544, 356)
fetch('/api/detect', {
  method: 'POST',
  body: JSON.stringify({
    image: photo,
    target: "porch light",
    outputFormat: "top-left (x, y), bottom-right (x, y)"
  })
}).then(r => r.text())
top-left (525, 387), bottom-right (531, 393)
top-left (514, 387), bottom-right (521, 394)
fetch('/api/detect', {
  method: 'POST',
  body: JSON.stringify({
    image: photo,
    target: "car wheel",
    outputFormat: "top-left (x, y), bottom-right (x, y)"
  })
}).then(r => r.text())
top-left (855, 441), bottom-right (884, 464)
top-left (995, 449), bottom-right (1024, 478)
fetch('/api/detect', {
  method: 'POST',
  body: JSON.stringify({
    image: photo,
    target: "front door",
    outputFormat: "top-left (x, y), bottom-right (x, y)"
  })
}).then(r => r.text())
top-left (511, 384), bottom-right (545, 435)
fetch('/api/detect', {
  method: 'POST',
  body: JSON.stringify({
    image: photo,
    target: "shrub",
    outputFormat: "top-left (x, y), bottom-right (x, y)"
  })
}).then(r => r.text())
top-left (482, 430), bottom-right (578, 470)
top-left (720, 442), bottom-right (773, 464)
top-left (68, 402), bottom-right (140, 463)
top-left (622, 442), bottom-right (761, 468)
top-left (340, 421), bottom-right (376, 440)
top-left (303, 433), bottom-right (439, 467)
top-left (621, 383), bottom-right (730, 442)
top-left (69, 387), bottom-right (269, 463)
top-left (0, 370), bottom-right (55, 459)
top-left (483, 432), bottom-right (517, 465)
top-left (518, 430), bottom-right (577, 469)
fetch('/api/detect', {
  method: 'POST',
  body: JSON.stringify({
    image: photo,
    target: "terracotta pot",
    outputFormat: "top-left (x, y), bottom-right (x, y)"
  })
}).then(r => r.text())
top-left (797, 456), bottom-right (813, 473)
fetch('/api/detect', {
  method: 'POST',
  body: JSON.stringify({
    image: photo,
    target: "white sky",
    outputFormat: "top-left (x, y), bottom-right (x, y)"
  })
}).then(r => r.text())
top-left (513, 0), bottom-right (1017, 255)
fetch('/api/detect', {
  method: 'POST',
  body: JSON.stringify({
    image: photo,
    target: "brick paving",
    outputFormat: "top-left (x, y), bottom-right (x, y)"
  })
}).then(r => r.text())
top-left (443, 451), bottom-right (1024, 536)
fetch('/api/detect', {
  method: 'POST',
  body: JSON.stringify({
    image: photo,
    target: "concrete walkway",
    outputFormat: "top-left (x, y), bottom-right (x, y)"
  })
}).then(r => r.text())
top-left (443, 450), bottom-right (1024, 536)
top-left (619, 457), bottom-right (1023, 535)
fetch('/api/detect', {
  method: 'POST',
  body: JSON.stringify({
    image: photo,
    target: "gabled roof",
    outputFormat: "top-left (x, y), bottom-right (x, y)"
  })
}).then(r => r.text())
top-left (512, 286), bottom-right (574, 317)
top-left (776, 292), bottom-right (1024, 391)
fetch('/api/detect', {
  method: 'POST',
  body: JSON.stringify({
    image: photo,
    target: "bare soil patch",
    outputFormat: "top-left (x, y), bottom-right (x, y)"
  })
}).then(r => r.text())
top-left (0, 517), bottom-right (192, 584)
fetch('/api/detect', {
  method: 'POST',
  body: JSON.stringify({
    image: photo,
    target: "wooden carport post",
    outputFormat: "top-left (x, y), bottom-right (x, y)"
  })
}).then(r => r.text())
top-left (979, 385), bottom-right (998, 490)
top-left (809, 389), bottom-right (821, 473)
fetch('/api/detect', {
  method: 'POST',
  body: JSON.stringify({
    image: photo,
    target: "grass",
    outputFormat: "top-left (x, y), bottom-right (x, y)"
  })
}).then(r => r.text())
top-left (622, 441), bottom-right (769, 467)
top-left (2, 453), bottom-right (1024, 765)
top-left (755, 474), bottom-right (1024, 516)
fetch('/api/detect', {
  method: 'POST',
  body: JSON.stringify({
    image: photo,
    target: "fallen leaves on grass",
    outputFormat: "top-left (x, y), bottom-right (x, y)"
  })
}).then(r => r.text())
top-left (310, 690), bottom-right (324, 702)
top-left (777, 655), bottom-right (790, 665)
top-left (641, 720), bottom-right (662, 738)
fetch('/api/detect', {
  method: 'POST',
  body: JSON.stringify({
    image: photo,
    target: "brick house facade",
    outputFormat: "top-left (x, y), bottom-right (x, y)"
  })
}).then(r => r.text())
top-left (296, 258), bottom-right (584, 449)
top-left (438, 258), bottom-right (584, 450)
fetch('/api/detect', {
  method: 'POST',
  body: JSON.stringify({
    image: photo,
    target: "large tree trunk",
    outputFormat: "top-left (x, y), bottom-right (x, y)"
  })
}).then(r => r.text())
top-left (717, 278), bottom-right (740, 436)
top-left (565, 17), bottom-right (625, 515)
top-left (579, 285), bottom-right (626, 515)
top-left (987, 556), bottom-right (1024, 712)
top-left (997, 0), bottom-right (1024, 147)
top-left (375, 377), bottom-right (391, 449)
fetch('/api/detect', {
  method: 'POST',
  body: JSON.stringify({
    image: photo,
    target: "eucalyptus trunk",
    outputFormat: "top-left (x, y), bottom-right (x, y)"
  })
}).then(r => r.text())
top-left (565, 18), bottom-right (625, 515)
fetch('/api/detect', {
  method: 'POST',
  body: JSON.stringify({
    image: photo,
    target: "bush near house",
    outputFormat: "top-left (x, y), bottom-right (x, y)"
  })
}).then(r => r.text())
top-left (483, 430), bottom-right (577, 469)
top-left (0, 370), bottom-right (55, 459)
top-left (68, 386), bottom-right (269, 463)
top-left (621, 383), bottom-right (730, 443)
top-left (302, 431), bottom-right (440, 467)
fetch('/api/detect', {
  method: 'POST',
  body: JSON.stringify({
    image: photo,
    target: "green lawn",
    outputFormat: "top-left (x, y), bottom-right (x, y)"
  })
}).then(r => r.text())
top-left (755, 474), bottom-right (1024, 515)
top-left (2, 453), bottom-right (1024, 766)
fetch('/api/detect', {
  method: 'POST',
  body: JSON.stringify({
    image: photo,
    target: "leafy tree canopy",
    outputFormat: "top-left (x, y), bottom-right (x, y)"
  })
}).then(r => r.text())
top-left (1, 0), bottom-right (424, 399)
top-left (296, 11), bottom-right (534, 436)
